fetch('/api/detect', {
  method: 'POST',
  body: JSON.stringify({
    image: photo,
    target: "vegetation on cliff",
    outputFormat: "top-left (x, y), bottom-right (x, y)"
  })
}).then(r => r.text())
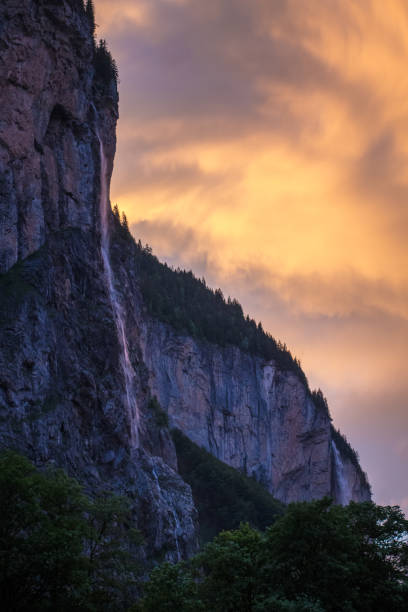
top-left (172, 429), bottom-right (284, 543)
top-left (112, 209), bottom-right (368, 491)
top-left (85, 0), bottom-right (96, 37)
top-left (113, 209), bottom-right (308, 386)
top-left (82, 0), bottom-right (119, 87)
top-left (94, 39), bottom-right (119, 86)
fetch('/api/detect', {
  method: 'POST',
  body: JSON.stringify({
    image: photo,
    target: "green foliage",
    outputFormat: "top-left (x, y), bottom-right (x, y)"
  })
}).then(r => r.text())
top-left (172, 429), bottom-right (284, 543)
top-left (83, 492), bottom-right (141, 608)
top-left (136, 562), bottom-right (202, 612)
top-left (262, 498), bottom-right (408, 610)
top-left (196, 523), bottom-right (262, 611)
top-left (0, 451), bottom-right (87, 610)
top-left (148, 396), bottom-right (169, 429)
top-left (0, 451), bottom-right (140, 610)
top-left (140, 500), bottom-right (408, 612)
top-left (94, 39), bottom-right (119, 86)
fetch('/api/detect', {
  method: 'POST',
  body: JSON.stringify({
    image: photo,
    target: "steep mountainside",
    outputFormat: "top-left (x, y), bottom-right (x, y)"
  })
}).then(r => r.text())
top-left (0, 0), bottom-right (370, 562)
top-left (0, 0), bottom-right (196, 562)
top-left (115, 235), bottom-right (371, 505)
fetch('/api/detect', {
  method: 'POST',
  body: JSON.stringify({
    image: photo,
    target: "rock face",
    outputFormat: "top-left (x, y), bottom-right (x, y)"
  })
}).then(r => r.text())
top-left (0, 0), bottom-right (370, 563)
top-left (139, 320), bottom-right (371, 505)
top-left (0, 0), bottom-right (197, 562)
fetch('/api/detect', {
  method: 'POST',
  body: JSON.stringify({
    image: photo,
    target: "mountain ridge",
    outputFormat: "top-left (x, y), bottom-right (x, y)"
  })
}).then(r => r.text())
top-left (0, 0), bottom-right (370, 564)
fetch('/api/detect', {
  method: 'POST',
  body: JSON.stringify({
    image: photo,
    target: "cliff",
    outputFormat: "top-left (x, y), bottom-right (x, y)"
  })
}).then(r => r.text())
top-left (0, 0), bottom-right (197, 562)
top-left (137, 296), bottom-right (370, 506)
top-left (0, 0), bottom-right (370, 563)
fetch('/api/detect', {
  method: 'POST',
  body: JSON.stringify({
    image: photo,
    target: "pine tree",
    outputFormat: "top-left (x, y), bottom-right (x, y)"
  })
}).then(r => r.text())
top-left (94, 39), bottom-right (119, 85)
top-left (113, 203), bottom-right (120, 219)
top-left (121, 212), bottom-right (129, 231)
top-left (85, 0), bottom-right (96, 37)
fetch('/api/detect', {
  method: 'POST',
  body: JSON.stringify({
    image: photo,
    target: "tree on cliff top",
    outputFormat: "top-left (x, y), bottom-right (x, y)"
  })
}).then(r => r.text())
top-left (85, 0), bottom-right (96, 37)
top-left (94, 39), bottom-right (119, 85)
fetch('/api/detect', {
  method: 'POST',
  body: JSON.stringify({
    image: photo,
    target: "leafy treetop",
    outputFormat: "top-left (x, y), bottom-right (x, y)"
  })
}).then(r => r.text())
top-left (0, 450), bottom-right (140, 610)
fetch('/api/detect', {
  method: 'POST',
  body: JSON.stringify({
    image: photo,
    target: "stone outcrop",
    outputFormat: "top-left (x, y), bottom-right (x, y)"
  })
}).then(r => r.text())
top-left (0, 0), bottom-right (370, 564)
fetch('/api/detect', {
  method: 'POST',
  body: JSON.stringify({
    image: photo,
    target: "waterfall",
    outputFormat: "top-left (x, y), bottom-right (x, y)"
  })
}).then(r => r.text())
top-left (171, 508), bottom-right (182, 561)
top-left (96, 127), bottom-right (139, 447)
top-left (331, 440), bottom-right (351, 505)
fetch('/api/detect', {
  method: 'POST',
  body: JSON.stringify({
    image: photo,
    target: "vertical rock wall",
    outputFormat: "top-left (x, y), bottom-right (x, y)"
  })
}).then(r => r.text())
top-left (0, 0), bottom-right (198, 562)
top-left (139, 319), bottom-right (371, 505)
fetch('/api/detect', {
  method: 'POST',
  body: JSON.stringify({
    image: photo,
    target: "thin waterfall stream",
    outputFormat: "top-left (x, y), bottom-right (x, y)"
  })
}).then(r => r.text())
top-left (331, 439), bottom-right (351, 505)
top-left (96, 127), bottom-right (139, 447)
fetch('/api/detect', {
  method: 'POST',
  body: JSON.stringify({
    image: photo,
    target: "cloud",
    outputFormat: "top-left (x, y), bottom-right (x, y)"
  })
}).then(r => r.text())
top-left (129, 217), bottom-right (408, 511)
top-left (96, 0), bottom-right (408, 511)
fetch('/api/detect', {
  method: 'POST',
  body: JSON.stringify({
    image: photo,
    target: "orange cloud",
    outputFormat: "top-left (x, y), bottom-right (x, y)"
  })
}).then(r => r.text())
top-left (96, 0), bottom-right (408, 511)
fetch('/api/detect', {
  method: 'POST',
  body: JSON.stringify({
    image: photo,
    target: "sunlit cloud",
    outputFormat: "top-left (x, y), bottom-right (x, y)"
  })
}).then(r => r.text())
top-left (96, 0), bottom-right (408, 512)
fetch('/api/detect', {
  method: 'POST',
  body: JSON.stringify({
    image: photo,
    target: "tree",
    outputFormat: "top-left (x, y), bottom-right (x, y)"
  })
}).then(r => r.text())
top-left (136, 562), bottom-right (202, 612)
top-left (195, 524), bottom-right (262, 612)
top-left (113, 203), bottom-right (120, 220)
top-left (94, 39), bottom-right (119, 85)
top-left (121, 211), bottom-right (129, 231)
top-left (84, 492), bottom-right (141, 609)
top-left (0, 451), bottom-right (141, 610)
top-left (85, 0), bottom-right (96, 37)
top-left (172, 429), bottom-right (283, 543)
top-left (139, 499), bottom-right (408, 611)
top-left (261, 498), bottom-right (408, 611)
top-left (0, 451), bottom-right (88, 610)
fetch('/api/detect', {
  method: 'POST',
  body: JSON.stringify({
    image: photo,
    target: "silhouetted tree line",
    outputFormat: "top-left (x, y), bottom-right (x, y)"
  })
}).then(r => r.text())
top-left (85, 0), bottom-right (96, 36)
top-left (311, 388), bottom-right (331, 418)
top-left (94, 39), bottom-right (119, 85)
top-left (78, 0), bottom-right (119, 86)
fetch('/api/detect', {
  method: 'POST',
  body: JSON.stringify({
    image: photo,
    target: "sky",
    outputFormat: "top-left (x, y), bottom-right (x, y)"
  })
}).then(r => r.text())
top-left (95, 0), bottom-right (408, 512)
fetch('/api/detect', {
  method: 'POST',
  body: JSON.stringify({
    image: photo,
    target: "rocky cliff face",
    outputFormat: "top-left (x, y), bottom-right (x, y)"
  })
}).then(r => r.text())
top-left (0, 0), bottom-right (197, 563)
top-left (139, 319), bottom-right (371, 505)
top-left (0, 0), bottom-right (370, 564)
